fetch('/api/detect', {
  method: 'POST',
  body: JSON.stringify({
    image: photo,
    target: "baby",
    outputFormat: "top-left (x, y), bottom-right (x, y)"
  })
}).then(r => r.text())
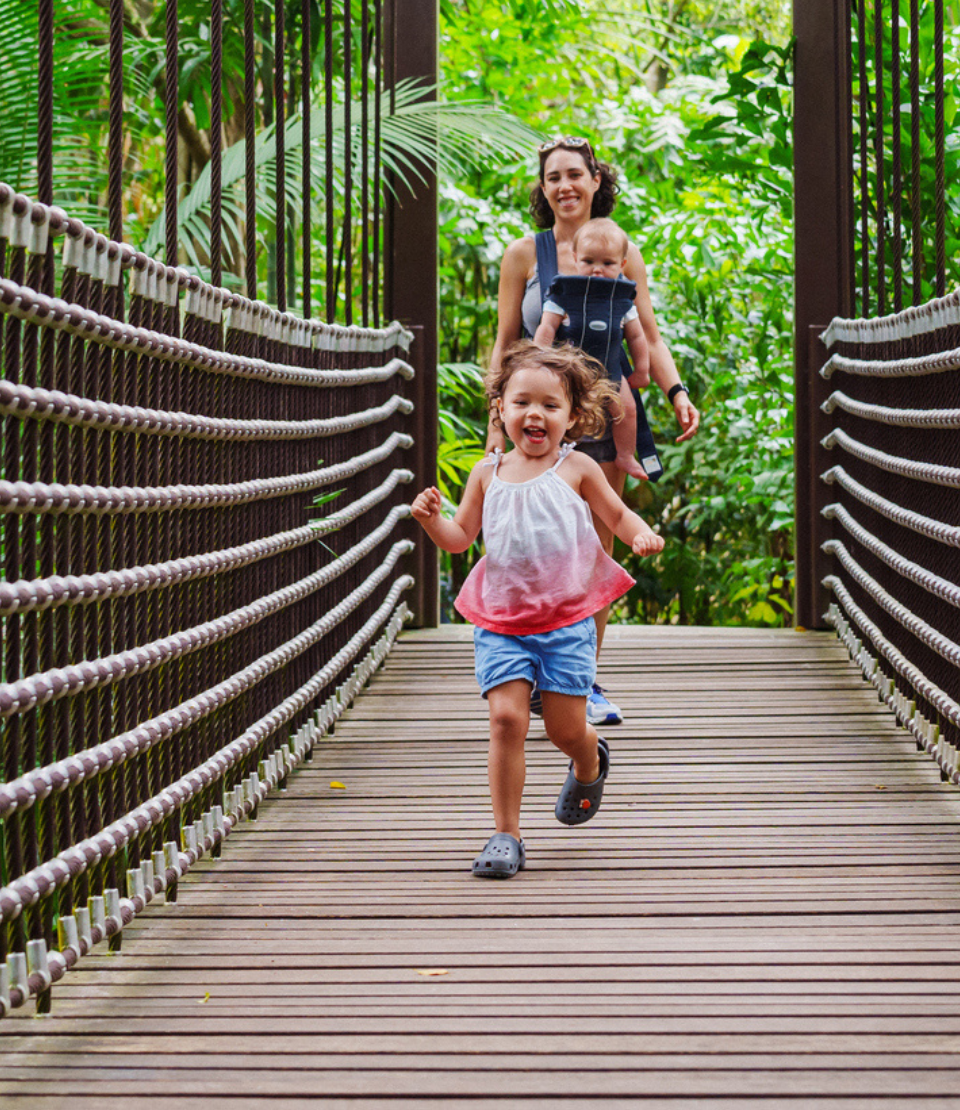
top-left (534, 217), bottom-right (650, 480)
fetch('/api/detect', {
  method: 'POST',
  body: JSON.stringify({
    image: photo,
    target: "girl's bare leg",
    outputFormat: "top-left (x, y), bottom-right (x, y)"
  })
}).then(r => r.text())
top-left (541, 691), bottom-right (600, 783)
top-left (592, 461), bottom-right (627, 654)
top-left (485, 680), bottom-right (531, 839)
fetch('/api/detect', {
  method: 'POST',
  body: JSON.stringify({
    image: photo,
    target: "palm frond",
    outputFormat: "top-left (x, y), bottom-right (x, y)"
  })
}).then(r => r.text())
top-left (142, 78), bottom-right (541, 270)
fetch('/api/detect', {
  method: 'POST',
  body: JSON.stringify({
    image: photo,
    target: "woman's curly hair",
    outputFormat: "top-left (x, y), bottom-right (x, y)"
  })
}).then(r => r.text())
top-left (528, 147), bottom-right (620, 229)
top-left (486, 340), bottom-right (621, 441)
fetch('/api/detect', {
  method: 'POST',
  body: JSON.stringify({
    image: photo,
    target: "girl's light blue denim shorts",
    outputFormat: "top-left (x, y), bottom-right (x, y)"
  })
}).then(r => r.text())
top-left (474, 616), bottom-right (597, 698)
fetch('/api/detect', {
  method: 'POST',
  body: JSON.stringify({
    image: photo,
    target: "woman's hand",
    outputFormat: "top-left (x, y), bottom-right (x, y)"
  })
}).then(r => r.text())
top-left (673, 393), bottom-right (700, 442)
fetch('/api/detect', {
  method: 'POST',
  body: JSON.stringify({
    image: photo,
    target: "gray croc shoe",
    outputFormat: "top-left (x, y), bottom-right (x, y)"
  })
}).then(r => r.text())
top-left (472, 833), bottom-right (526, 879)
top-left (555, 737), bottom-right (610, 825)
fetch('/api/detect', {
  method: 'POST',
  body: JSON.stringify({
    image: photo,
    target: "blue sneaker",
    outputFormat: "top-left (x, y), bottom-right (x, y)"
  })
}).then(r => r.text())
top-left (587, 684), bottom-right (622, 726)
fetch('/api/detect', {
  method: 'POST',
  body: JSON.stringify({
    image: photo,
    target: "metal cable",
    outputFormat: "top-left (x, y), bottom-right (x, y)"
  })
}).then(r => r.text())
top-left (210, 0), bottom-right (223, 290)
top-left (933, 0), bottom-right (946, 297)
top-left (909, 0), bottom-right (922, 303)
top-left (164, 0), bottom-right (178, 269)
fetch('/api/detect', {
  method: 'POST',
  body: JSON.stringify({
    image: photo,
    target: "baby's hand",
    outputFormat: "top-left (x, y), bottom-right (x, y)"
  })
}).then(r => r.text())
top-left (411, 486), bottom-right (442, 524)
top-left (632, 530), bottom-right (664, 557)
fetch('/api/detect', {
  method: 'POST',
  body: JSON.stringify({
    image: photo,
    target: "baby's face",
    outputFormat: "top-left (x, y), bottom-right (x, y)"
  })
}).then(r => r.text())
top-left (574, 236), bottom-right (625, 279)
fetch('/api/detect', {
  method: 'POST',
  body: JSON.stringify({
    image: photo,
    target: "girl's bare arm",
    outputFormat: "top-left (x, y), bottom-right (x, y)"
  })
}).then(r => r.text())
top-left (411, 463), bottom-right (485, 554)
top-left (575, 454), bottom-right (664, 556)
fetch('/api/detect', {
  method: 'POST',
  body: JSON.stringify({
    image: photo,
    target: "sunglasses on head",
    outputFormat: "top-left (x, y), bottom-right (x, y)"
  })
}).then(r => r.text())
top-left (537, 136), bottom-right (596, 163)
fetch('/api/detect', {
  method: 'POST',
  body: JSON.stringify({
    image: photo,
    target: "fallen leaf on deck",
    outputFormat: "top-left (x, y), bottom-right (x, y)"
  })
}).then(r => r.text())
top-left (198, 992), bottom-right (210, 1003)
top-left (329, 781), bottom-right (346, 790)
top-left (415, 969), bottom-right (449, 977)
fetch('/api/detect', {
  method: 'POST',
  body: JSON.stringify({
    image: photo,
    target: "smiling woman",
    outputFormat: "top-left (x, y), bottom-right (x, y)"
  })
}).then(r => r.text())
top-left (485, 136), bottom-right (700, 725)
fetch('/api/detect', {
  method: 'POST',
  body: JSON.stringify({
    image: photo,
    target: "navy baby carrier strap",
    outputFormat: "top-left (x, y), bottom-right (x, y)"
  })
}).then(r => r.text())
top-left (533, 230), bottom-right (663, 481)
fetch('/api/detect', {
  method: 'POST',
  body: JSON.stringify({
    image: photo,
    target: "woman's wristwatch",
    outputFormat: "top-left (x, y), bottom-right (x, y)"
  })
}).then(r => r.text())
top-left (667, 382), bottom-right (689, 403)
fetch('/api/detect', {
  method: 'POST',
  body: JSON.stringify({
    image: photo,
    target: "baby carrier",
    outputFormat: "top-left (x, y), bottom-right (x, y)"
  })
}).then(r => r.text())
top-left (532, 230), bottom-right (664, 481)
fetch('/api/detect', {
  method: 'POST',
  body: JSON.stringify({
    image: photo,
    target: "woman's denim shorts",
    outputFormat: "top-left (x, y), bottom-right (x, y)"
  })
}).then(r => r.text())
top-left (474, 615), bottom-right (597, 698)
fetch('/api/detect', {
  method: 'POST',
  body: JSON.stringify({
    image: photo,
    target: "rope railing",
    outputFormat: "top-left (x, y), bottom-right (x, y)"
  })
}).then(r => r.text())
top-left (819, 288), bottom-right (960, 790)
top-left (0, 183), bottom-right (418, 1018)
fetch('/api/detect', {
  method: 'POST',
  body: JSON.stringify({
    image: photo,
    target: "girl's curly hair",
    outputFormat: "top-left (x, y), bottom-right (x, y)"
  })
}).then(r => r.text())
top-left (486, 340), bottom-right (620, 441)
top-left (528, 147), bottom-right (620, 229)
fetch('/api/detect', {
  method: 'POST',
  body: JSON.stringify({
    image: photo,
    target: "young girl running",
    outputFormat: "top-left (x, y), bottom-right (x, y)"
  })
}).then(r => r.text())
top-left (411, 341), bottom-right (664, 878)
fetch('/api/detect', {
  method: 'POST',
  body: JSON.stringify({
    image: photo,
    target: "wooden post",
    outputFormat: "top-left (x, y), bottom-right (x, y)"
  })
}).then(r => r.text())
top-left (793, 0), bottom-right (854, 629)
top-left (385, 0), bottom-right (439, 626)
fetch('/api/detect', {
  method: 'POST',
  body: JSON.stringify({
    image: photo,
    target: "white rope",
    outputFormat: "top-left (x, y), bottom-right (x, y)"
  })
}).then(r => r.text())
top-left (823, 587), bottom-right (960, 732)
top-left (821, 346), bottom-right (960, 381)
top-left (821, 289), bottom-right (960, 348)
top-left (822, 390), bottom-right (960, 428)
top-left (823, 503), bottom-right (960, 610)
top-left (822, 427), bottom-right (960, 489)
top-left (823, 539), bottom-right (960, 669)
top-left (822, 466), bottom-right (960, 548)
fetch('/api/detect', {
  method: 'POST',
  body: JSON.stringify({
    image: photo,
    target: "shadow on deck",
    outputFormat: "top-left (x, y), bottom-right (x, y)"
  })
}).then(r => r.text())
top-left (2, 626), bottom-right (960, 1107)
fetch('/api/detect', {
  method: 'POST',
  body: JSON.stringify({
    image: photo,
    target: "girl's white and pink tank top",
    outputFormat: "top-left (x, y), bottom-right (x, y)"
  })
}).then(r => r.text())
top-left (454, 444), bottom-right (635, 636)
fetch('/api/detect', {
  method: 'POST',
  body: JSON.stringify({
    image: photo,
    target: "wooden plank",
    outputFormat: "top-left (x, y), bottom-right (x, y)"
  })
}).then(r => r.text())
top-left (2, 627), bottom-right (960, 1108)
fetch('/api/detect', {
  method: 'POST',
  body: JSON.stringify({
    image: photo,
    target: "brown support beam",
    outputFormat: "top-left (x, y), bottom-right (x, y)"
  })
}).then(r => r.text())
top-left (385, 0), bottom-right (439, 627)
top-left (793, 0), bottom-right (853, 629)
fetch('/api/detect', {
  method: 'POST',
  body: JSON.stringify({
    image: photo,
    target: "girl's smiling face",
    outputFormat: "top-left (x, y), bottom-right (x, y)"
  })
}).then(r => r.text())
top-left (497, 365), bottom-right (575, 456)
top-left (540, 149), bottom-right (601, 223)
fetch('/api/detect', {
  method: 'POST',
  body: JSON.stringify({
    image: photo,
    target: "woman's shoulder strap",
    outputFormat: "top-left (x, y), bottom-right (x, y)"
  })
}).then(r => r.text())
top-left (534, 231), bottom-right (558, 300)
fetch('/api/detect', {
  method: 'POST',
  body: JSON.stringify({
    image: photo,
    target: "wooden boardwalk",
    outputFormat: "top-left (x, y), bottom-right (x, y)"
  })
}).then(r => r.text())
top-left (2, 625), bottom-right (960, 1108)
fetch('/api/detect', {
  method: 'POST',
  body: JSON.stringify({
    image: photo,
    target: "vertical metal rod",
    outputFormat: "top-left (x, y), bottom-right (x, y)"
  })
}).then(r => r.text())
top-left (890, 0), bottom-right (903, 312)
top-left (274, 0), bottom-right (287, 312)
top-left (324, 0), bottom-right (334, 320)
top-left (210, 0), bottom-right (223, 289)
top-left (302, 0), bottom-right (312, 317)
top-left (933, 0), bottom-right (945, 298)
top-left (361, 0), bottom-right (370, 325)
top-left (873, 0), bottom-right (886, 315)
top-left (244, 0), bottom-right (257, 299)
top-left (165, 0), bottom-right (179, 268)
top-left (856, 0), bottom-right (870, 315)
top-left (108, 0), bottom-right (124, 243)
top-left (909, 0), bottom-right (922, 303)
top-left (343, 0), bottom-right (353, 325)
top-left (38, 0), bottom-right (61, 923)
top-left (373, 0), bottom-right (382, 326)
